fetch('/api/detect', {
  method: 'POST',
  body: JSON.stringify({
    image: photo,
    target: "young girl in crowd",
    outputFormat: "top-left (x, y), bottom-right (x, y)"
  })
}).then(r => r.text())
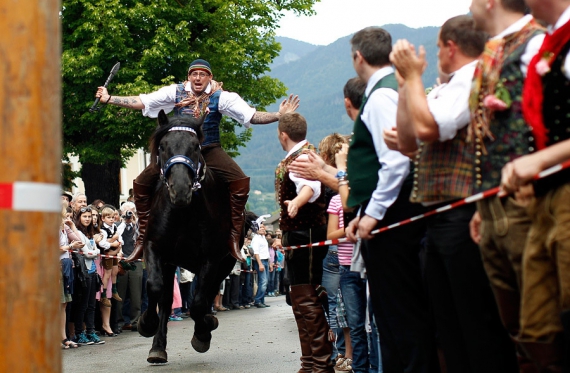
top-left (98, 206), bottom-right (123, 307)
top-left (59, 201), bottom-right (82, 349)
top-left (72, 206), bottom-right (105, 345)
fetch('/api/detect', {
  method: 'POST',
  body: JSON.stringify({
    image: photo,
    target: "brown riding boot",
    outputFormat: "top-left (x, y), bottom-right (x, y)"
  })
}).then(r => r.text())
top-left (290, 286), bottom-right (313, 373)
top-left (227, 177), bottom-right (249, 262)
top-left (521, 337), bottom-right (564, 373)
top-left (291, 284), bottom-right (334, 373)
top-left (125, 181), bottom-right (153, 263)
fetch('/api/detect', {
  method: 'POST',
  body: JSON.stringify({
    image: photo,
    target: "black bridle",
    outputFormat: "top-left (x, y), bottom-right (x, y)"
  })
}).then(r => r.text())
top-left (158, 126), bottom-right (205, 192)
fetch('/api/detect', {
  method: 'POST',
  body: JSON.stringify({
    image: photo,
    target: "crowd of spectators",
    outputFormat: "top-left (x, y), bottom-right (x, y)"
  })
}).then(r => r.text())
top-left (58, 192), bottom-right (285, 350)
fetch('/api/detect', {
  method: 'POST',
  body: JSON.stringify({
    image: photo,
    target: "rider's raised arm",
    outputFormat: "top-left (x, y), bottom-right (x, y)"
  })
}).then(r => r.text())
top-left (219, 92), bottom-right (300, 126)
top-left (249, 94), bottom-right (300, 125)
top-left (96, 85), bottom-right (178, 118)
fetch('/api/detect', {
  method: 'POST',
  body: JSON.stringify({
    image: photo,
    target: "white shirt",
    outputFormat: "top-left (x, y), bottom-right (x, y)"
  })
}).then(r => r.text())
top-left (428, 60), bottom-right (478, 142)
top-left (139, 82), bottom-right (257, 126)
top-left (251, 234), bottom-right (270, 260)
top-left (360, 66), bottom-right (410, 221)
top-left (549, 5), bottom-right (570, 80)
top-left (492, 14), bottom-right (545, 77)
top-left (286, 140), bottom-right (322, 203)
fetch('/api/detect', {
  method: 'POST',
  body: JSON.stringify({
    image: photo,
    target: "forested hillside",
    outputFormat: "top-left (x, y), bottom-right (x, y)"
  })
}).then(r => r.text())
top-left (240, 25), bottom-right (440, 214)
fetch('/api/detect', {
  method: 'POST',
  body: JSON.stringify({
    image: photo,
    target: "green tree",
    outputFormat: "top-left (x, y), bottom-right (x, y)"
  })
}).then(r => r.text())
top-left (62, 0), bottom-right (317, 206)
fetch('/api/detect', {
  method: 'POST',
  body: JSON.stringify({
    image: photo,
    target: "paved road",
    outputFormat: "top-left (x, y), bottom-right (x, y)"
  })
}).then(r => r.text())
top-left (63, 295), bottom-right (306, 373)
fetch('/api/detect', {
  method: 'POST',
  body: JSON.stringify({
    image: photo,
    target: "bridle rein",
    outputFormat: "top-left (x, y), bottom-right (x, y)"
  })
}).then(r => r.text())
top-left (159, 126), bottom-right (205, 192)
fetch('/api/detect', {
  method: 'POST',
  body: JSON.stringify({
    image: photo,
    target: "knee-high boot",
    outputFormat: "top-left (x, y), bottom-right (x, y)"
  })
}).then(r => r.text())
top-left (291, 284), bottom-right (334, 373)
top-left (227, 177), bottom-right (249, 262)
top-left (126, 181), bottom-right (153, 262)
top-left (520, 336), bottom-right (564, 373)
top-left (290, 286), bottom-right (313, 373)
top-left (561, 310), bottom-right (570, 373)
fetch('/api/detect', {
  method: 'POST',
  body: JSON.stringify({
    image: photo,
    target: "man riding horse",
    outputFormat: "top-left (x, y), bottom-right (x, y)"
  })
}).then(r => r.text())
top-left (95, 59), bottom-right (299, 262)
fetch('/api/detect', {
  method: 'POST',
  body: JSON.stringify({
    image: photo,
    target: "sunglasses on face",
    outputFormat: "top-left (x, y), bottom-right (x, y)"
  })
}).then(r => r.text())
top-left (80, 207), bottom-right (92, 213)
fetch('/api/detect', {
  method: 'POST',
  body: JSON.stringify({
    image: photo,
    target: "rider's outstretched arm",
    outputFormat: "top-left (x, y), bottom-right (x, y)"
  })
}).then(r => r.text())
top-left (250, 94), bottom-right (300, 124)
top-left (96, 86), bottom-right (145, 110)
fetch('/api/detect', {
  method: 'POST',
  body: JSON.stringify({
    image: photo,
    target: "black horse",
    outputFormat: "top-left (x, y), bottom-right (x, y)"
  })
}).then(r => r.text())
top-left (137, 109), bottom-right (253, 364)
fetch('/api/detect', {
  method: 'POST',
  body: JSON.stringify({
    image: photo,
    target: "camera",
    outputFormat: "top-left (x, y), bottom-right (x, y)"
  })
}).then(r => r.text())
top-left (123, 210), bottom-right (134, 219)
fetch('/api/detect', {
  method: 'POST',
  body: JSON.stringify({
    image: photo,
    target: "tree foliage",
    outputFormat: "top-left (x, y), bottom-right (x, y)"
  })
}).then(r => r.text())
top-left (61, 0), bottom-right (318, 190)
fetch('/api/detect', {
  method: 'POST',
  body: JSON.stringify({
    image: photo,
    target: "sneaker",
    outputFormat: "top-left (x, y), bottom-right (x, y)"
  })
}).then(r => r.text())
top-left (254, 303), bottom-right (266, 308)
top-left (86, 331), bottom-right (105, 345)
top-left (169, 315), bottom-right (183, 321)
top-left (73, 332), bottom-right (94, 346)
top-left (262, 303), bottom-right (270, 307)
top-left (244, 304), bottom-right (251, 309)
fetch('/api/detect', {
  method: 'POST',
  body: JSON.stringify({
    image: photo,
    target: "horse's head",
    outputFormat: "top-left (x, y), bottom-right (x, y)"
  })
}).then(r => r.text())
top-left (150, 110), bottom-right (206, 207)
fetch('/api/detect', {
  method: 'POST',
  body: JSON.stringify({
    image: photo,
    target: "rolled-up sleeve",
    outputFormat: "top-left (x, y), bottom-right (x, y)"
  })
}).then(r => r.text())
top-left (219, 91), bottom-right (256, 128)
top-left (289, 154), bottom-right (321, 203)
top-left (139, 84), bottom-right (178, 118)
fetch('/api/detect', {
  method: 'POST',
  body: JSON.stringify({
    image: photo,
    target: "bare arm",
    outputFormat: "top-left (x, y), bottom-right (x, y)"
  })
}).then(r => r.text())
top-left (501, 138), bottom-right (570, 193)
top-left (96, 86), bottom-right (145, 110)
top-left (285, 185), bottom-right (314, 218)
top-left (249, 94), bottom-right (300, 124)
top-left (390, 40), bottom-right (439, 143)
top-left (288, 151), bottom-right (339, 191)
top-left (395, 81), bottom-right (419, 153)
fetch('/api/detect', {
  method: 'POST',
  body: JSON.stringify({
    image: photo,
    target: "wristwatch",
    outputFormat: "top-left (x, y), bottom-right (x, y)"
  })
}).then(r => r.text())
top-left (335, 170), bottom-right (348, 179)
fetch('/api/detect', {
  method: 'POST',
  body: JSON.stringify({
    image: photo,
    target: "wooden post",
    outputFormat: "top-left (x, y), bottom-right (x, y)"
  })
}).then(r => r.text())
top-left (0, 0), bottom-right (62, 372)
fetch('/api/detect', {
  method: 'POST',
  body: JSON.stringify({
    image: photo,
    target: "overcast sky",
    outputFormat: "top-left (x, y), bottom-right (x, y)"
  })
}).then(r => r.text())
top-left (276, 0), bottom-right (473, 45)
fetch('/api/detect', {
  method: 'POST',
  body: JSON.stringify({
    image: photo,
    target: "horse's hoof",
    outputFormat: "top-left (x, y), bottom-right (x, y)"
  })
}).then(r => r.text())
top-left (138, 312), bottom-right (159, 338)
top-left (147, 349), bottom-right (168, 364)
top-left (191, 334), bottom-right (211, 353)
top-left (205, 315), bottom-right (219, 331)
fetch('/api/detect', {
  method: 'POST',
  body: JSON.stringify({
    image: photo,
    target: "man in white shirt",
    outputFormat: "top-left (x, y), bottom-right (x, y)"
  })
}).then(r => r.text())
top-left (250, 224), bottom-right (270, 308)
top-left (390, 15), bottom-right (518, 373)
top-left (95, 59), bottom-right (299, 264)
top-left (345, 27), bottom-right (438, 373)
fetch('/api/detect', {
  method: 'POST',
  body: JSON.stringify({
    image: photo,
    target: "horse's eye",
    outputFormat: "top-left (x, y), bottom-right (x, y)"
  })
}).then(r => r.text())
top-left (158, 145), bottom-right (164, 152)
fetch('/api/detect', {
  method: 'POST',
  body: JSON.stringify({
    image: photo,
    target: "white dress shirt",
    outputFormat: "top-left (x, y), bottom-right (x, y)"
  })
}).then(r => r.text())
top-left (139, 82), bottom-right (257, 125)
top-left (549, 5), bottom-right (570, 80)
top-left (428, 60), bottom-right (478, 142)
top-left (286, 140), bottom-right (322, 203)
top-left (251, 234), bottom-right (270, 260)
top-left (361, 66), bottom-right (410, 221)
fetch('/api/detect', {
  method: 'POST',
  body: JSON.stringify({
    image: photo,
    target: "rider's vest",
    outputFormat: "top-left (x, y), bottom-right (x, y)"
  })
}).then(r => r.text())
top-left (174, 84), bottom-right (223, 146)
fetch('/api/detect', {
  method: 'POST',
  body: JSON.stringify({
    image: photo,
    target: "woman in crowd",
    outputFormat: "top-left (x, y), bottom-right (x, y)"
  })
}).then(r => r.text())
top-left (60, 201), bottom-right (82, 349)
top-left (73, 206), bottom-right (106, 345)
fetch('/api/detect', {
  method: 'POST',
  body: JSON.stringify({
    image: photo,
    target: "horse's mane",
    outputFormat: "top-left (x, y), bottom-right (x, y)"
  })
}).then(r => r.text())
top-left (149, 116), bottom-right (205, 164)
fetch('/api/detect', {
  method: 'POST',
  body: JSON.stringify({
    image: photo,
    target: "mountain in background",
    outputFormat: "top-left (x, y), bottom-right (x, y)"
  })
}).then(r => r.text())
top-left (238, 25), bottom-right (440, 214)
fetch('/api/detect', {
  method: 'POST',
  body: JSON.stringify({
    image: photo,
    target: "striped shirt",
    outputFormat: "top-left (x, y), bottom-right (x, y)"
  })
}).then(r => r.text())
top-left (327, 194), bottom-right (354, 265)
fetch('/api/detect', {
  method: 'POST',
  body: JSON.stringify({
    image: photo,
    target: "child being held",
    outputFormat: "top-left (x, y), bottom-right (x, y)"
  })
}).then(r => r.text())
top-left (98, 206), bottom-right (123, 307)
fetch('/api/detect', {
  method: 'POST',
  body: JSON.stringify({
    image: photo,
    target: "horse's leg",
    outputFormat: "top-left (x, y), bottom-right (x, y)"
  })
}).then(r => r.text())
top-left (190, 260), bottom-right (221, 353)
top-left (147, 263), bottom-right (175, 364)
top-left (138, 242), bottom-right (163, 338)
top-left (190, 256), bottom-right (235, 353)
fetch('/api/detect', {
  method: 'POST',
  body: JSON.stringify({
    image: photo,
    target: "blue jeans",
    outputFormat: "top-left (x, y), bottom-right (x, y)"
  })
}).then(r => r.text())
top-left (322, 247), bottom-right (346, 358)
top-left (267, 268), bottom-right (277, 293)
top-left (339, 265), bottom-right (369, 373)
top-left (253, 259), bottom-right (268, 305)
top-left (240, 271), bottom-right (253, 306)
top-left (368, 305), bottom-right (383, 373)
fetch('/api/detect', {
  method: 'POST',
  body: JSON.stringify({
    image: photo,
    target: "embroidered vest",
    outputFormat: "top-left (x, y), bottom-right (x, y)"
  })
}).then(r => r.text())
top-left (275, 143), bottom-right (326, 232)
top-left (471, 27), bottom-right (544, 192)
top-left (99, 224), bottom-right (117, 252)
top-left (411, 125), bottom-right (473, 203)
top-left (535, 40), bottom-right (570, 194)
top-left (347, 73), bottom-right (398, 208)
top-left (174, 84), bottom-right (223, 146)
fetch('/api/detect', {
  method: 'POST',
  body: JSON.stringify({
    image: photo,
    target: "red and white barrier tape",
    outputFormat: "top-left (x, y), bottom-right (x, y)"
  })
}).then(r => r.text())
top-left (70, 250), bottom-right (143, 262)
top-left (283, 160), bottom-right (570, 251)
top-left (0, 182), bottom-right (61, 212)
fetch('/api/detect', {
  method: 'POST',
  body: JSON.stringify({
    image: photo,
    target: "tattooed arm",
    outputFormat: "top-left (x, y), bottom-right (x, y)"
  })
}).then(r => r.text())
top-left (96, 86), bottom-right (145, 110)
top-left (249, 94), bottom-right (300, 124)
